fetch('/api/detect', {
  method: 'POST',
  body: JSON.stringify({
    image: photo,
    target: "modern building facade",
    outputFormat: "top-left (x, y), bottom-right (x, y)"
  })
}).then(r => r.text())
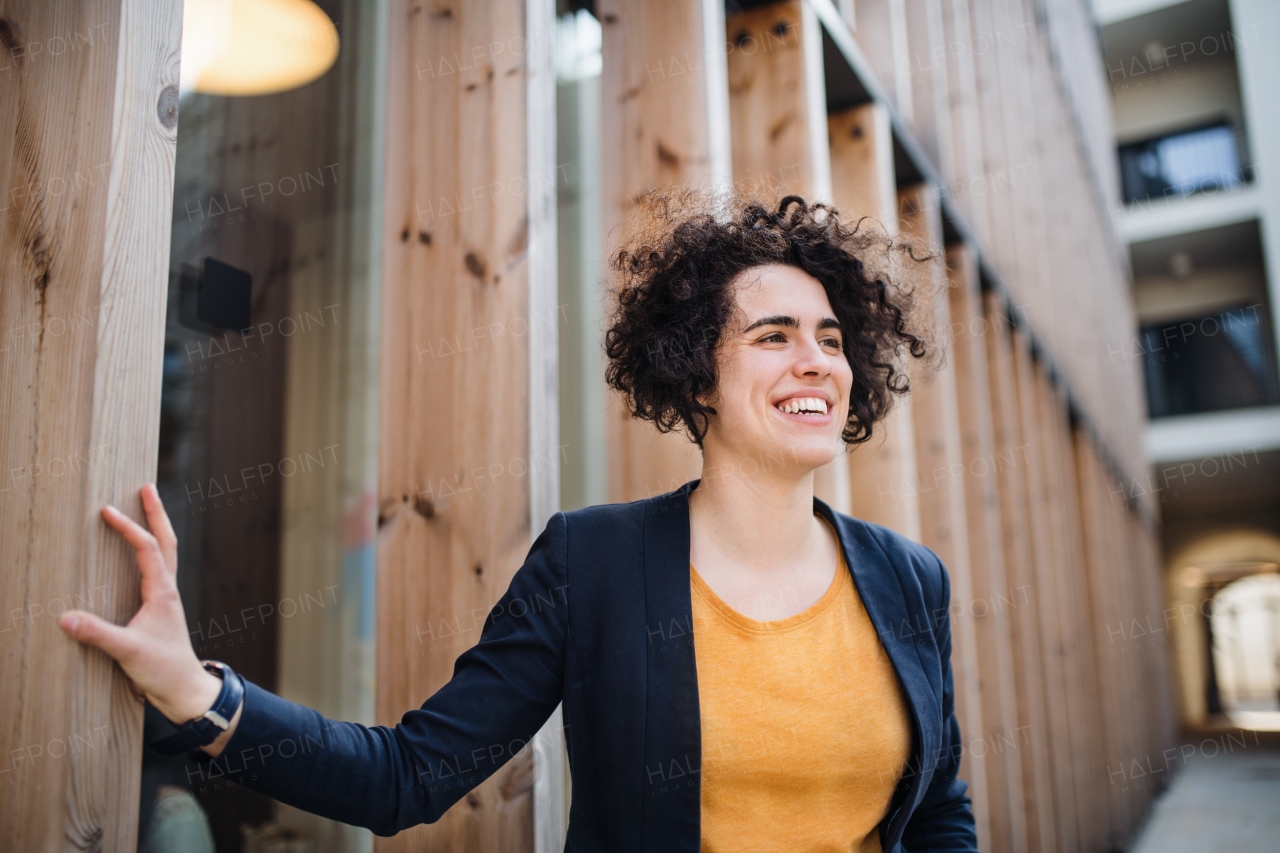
top-left (0, 1), bottom-right (1191, 852)
top-left (1094, 0), bottom-right (1280, 736)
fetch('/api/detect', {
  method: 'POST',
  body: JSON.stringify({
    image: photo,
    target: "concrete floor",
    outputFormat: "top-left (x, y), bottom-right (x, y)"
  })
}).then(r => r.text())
top-left (1128, 738), bottom-right (1280, 853)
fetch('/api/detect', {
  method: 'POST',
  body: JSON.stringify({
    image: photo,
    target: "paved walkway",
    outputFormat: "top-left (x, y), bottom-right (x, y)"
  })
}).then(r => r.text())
top-left (1128, 738), bottom-right (1280, 853)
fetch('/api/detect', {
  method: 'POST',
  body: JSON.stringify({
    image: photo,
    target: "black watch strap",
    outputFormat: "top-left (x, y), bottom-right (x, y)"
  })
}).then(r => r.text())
top-left (151, 660), bottom-right (244, 756)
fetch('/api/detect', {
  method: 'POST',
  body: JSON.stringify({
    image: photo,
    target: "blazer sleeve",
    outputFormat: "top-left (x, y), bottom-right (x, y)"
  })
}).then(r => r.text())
top-left (184, 511), bottom-right (569, 836)
top-left (899, 551), bottom-right (980, 853)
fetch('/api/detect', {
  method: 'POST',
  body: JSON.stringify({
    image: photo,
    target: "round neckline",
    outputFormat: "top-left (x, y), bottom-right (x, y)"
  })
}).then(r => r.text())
top-left (690, 515), bottom-right (846, 634)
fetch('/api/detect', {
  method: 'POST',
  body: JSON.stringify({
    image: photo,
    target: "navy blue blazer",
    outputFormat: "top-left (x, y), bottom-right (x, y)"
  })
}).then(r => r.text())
top-left (191, 479), bottom-right (977, 852)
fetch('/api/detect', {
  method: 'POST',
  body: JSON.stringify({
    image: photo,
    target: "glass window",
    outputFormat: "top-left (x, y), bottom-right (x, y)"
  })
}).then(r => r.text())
top-left (142, 2), bottom-right (385, 851)
top-left (1119, 122), bottom-right (1246, 204)
top-left (1141, 302), bottom-right (1280, 418)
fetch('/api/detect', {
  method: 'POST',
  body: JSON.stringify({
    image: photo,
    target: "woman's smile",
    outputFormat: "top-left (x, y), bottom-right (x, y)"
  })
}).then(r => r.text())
top-left (770, 393), bottom-right (835, 427)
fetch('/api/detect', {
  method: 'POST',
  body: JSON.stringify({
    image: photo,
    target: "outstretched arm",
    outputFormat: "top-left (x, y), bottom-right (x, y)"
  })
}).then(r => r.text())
top-left (61, 484), bottom-right (568, 836)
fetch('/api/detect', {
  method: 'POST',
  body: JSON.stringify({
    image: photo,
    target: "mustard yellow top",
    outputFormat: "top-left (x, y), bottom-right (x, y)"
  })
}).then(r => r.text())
top-left (691, 515), bottom-right (913, 853)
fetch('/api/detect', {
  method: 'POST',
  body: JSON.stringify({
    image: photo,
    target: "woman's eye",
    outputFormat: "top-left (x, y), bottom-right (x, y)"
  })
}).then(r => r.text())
top-left (822, 338), bottom-right (843, 350)
top-left (762, 332), bottom-right (786, 343)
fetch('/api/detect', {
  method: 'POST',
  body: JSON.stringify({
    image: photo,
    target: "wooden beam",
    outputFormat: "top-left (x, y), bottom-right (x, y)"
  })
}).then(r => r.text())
top-left (901, 0), bottom-right (950, 168)
top-left (1035, 368), bottom-right (1107, 853)
top-left (1010, 330), bottom-right (1078, 853)
top-left (0, 1), bottom-right (182, 848)
top-left (725, 0), bottom-right (851, 514)
top-left (725, 0), bottom-right (829, 202)
top-left (827, 102), bottom-right (920, 538)
top-left (938, 0), bottom-right (989, 246)
top-left (1073, 429), bottom-right (1130, 851)
top-left (377, 1), bottom-right (542, 850)
top-left (899, 188), bottom-right (989, 850)
top-left (853, 0), bottom-right (911, 118)
top-left (599, 0), bottom-right (734, 502)
top-left (983, 299), bottom-right (1057, 853)
top-left (949, 246), bottom-right (1027, 853)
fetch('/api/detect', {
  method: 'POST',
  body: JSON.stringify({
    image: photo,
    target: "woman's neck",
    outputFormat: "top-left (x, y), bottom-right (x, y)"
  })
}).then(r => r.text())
top-left (688, 447), bottom-right (826, 573)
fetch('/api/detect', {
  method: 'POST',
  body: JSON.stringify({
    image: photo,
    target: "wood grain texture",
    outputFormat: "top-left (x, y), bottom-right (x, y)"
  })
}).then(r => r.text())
top-left (723, 0), bottom-right (850, 513)
top-left (1034, 367), bottom-right (1103, 853)
top-left (898, 185), bottom-right (989, 851)
top-left (725, 0), bottom-right (817, 201)
top-left (948, 246), bottom-right (1026, 853)
top-left (377, 0), bottom-right (537, 850)
top-left (827, 102), bottom-right (919, 538)
top-left (983, 294), bottom-right (1056, 853)
top-left (0, 0), bottom-right (181, 849)
top-left (598, 0), bottom-right (725, 503)
top-left (1072, 430), bottom-right (1129, 851)
top-left (1010, 330), bottom-right (1078, 853)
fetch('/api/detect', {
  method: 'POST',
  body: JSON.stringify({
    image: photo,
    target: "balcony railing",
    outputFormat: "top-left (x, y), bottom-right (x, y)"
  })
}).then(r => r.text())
top-left (1119, 122), bottom-right (1247, 205)
top-left (1142, 303), bottom-right (1280, 419)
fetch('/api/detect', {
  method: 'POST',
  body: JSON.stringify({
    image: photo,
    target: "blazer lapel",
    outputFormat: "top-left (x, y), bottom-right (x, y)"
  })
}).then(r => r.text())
top-left (639, 480), bottom-right (702, 853)
top-left (814, 496), bottom-right (942, 825)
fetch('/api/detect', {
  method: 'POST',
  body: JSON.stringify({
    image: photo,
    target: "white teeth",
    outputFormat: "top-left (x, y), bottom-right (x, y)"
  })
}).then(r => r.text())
top-left (775, 397), bottom-right (828, 415)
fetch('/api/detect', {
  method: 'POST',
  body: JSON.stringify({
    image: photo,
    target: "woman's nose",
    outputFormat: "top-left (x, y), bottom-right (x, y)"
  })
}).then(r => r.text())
top-left (792, 337), bottom-right (833, 375)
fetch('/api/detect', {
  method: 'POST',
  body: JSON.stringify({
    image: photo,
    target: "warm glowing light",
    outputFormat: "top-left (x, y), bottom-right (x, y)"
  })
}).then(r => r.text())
top-left (179, 0), bottom-right (339, 97)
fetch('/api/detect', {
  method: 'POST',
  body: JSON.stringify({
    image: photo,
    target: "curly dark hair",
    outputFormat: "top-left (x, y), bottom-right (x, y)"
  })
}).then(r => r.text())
top-left (603, 187), bottom-right (936, 448)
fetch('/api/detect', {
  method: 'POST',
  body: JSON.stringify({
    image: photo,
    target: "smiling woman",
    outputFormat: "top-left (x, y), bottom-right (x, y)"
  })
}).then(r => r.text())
top-left (58, 189), bottom-right (976, 853)
top-left (604, 190), bottom-right (934, 451)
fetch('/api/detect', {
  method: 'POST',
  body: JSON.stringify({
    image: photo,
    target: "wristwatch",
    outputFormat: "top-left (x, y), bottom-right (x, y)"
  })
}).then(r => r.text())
top-left (151, 660), bottom-right (245, 756)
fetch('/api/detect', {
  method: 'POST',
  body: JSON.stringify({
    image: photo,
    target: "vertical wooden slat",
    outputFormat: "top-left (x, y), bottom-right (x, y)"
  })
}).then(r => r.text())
top-left (901, 0), bottom-right (950, 168)
top-left (1011, 333), bottom-right (1078, 853)
top-left (1073, 430), bottom-right (1129, 851)
top-left (827, 102), bottom-right (920, 537)
top-left (724, 0), bottom-right (851, 514)
top-left (377, 1), bottom-right (537, 850)
top-left (1037, 374), bottom-right (1106, 853)
top-left (984, 294), bottom-right (1056, 853)
top-left (726, 0), bottom-right (825, 201)
top-left (853, 0), bottom-right (910, 116)
top-left (0, 1), bottom-right (182, 849)
top-left (949, 247), bottom-right (1027, 853)
top-left (898, 185), bottom-right (989, 850)
top-left (938, 0), bottom-right (989, 245)
top-left (598, 0), bottom-right (733, 503)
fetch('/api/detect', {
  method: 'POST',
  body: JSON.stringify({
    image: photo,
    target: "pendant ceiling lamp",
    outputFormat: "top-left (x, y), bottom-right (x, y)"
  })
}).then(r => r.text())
top-left (179, 0), bottom-right (340, 97)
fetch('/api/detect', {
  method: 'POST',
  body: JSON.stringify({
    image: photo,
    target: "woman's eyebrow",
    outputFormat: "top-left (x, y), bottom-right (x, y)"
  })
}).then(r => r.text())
top-left (743, 314), bottom-right (798, 332)
top-left (742, 314), bottom-right (842, 332)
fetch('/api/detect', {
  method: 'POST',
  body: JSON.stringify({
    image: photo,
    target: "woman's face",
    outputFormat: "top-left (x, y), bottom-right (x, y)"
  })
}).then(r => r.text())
top-left (699, 264), bottom-right (853, 474)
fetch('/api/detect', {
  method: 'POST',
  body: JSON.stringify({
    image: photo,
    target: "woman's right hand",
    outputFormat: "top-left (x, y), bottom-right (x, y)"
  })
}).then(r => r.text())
top-left (58, 483), bottom-right (240, 756)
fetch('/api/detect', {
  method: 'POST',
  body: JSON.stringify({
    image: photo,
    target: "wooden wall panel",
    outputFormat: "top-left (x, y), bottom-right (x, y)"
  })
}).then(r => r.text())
top-left (724, 0), bottom-right (852, 513)
top-left (1073, 430), bottom-right (1131, 851)
top-left (599, 0), bottom-right (730, 503)
top-left (0, 1), bottom-right (182, 849)
top-left (827, 102), bottom-right (919, 536)
top-left (939, 0), bottom-right (988, 234)
top-left (377, 1), bottom-right (539, 850)
top-left (726, 0), bottom-right (831, 202)
top-left (1011, 328), bottom-right (1076, 853)
top-left (899, 187), bottom-right (990, 850)
top-left (984, 295), bottom-right (1056, 853)
top-left (1035, 371), bottom-right (1106, 853)
top-left (949, 248), bottom-right (1026, 853)
top-left (853, 0), bottom-right (910, 115)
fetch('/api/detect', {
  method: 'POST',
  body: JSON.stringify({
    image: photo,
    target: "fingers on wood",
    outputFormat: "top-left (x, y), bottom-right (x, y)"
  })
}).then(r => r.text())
top-left (62, 611), bottom-right (135, 661)
top-left (102, 505), bottom-right (166, 579)
top-left (142, 483), bottom-right (178, 547)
